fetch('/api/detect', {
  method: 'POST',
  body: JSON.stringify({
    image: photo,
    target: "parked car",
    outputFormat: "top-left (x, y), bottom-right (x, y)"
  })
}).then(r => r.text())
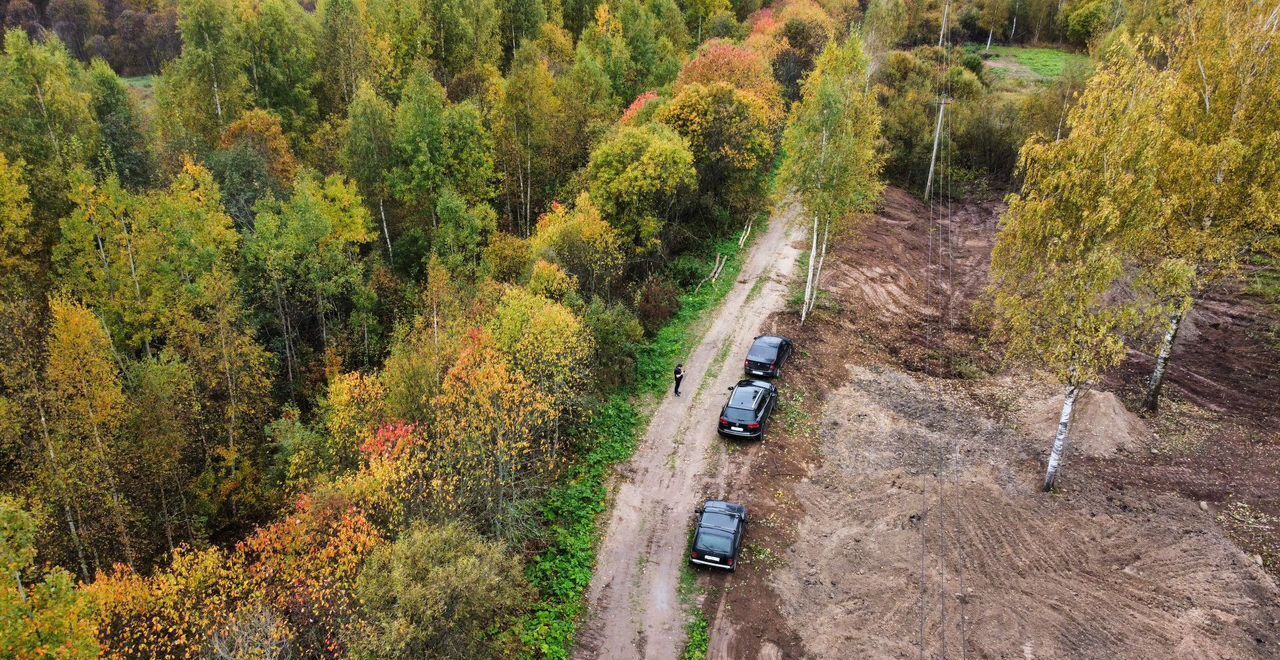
top-left (744, 335), bottom-right (793, 378)
top-left (717, 379), bottom-right (778, 440)
top-left (689, 500), bottom-right (747, 571)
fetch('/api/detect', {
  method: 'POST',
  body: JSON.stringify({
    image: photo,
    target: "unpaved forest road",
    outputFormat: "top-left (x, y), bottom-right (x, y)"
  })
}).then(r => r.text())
top-left (573, 204), bottom-right (804, 659)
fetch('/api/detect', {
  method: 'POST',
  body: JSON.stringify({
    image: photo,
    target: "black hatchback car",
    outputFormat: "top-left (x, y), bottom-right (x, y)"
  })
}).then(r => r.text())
top-left (744, 335), bottom-right (793, 378)
top-left (718, 379), bottom-right (778, 440)
top-left (689, 500), bottom-right (747, 571)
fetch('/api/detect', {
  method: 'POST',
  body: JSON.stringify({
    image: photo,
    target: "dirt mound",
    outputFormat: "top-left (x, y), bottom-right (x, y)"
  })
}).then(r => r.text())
top-left (1019, 388), bottom-right (1153, 458)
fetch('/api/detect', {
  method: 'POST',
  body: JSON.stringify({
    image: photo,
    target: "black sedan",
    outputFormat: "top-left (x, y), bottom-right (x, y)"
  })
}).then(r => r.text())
top-left (689, 500), bottom-right (747, 571)
top-left (743, 335), bottom-right (793, 378)
top-left (717, 379), bottom-right (778, 440)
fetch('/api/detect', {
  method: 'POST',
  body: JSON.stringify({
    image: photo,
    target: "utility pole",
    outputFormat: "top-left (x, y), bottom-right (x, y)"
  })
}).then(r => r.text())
top-left (924, 98), bottom-right (948, 201)
top-left (938, 0), bottom-right (951, 47)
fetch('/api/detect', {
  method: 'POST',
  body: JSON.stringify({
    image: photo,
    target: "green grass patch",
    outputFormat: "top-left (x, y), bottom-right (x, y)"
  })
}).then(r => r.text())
top-left (520, 218), bottom-right (761, 658)
top-left (520, 396), bottom-right (640, 658)
top-left (1247, 254), bottom-right (1280, 301)
top-left (123, 75), bottom-right (156, 90)
top-left (986, 46), bottom-right (1090, 82)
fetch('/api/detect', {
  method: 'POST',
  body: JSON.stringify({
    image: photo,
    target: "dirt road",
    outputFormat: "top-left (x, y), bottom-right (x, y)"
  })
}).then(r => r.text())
top-left (572, 204), bottom-right (804, 659)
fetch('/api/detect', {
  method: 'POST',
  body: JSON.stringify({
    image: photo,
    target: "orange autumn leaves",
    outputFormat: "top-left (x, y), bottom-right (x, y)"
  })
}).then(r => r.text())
top-left (88, 285), bottom-right (593, 656)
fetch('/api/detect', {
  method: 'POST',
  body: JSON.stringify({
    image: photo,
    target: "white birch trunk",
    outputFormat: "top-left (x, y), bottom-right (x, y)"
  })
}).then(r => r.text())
top-left (808, 219), bottom-right (830, 317)
top-left (1042, 384), bottom-right (1079, 491)
top-left (987, 29), bottom-right (993, 50)
top-left (380, 198), bottom-right (393, 258)
top-left (1143, 309), bottom-right (1184, 412)
top-left (801, 215), bottom-right (819, 323)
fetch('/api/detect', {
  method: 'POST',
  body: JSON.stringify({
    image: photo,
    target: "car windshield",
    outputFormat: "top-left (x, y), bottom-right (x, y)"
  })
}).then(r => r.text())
top-left (695, 529), bottom-right (734, 555)
top-left (727, 387), bottom-right (758, 409)
top-left (701, 511), bottom-right (738, 530)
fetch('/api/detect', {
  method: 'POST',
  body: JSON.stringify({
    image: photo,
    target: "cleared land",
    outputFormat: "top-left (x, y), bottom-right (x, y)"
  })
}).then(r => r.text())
top-left (699, 188), bottom-right (1280, 659)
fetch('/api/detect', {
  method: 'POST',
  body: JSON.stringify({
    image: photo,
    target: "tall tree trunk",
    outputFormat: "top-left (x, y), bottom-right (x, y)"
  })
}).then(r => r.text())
top-left (37, 401), bottom-right (90, 581)
top-left (987, 28), bottom-right (994, 50)
top-left (808, 219), bottom-right (830, 317)
top-left (801, 215), bottom-right (819, 323)
top-left (379, 197), bottom-right (393, 259)
top-left (1043, 383), bottom-right (1079, 491)
top-left (1143, 308), bottom-right (1185, 412)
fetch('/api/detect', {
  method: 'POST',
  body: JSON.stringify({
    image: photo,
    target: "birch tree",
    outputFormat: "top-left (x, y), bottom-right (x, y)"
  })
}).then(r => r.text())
top-left (344, 82), bottom-right (398, 258)
top-left (1137, 0), bottom-right (1280, 411)
top-left (777, 33), bottom-right (883, 323)
top-left (991, 44), bottom-right (1176, 491)
top-left (155, 0), bottom-right (249, 155)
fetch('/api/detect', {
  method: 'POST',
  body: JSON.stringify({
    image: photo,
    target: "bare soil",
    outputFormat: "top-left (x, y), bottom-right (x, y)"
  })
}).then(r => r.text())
top-left (701, 187), bottom-right (1280, 659)
top-left (573, 203), bottom-right (805, 659)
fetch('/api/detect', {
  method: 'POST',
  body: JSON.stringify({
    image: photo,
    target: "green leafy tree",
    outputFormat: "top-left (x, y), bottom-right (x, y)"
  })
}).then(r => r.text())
top-left (577, 4), bottom-right (636, 103)
top-left (434, 189), bottom-right (498, 281)
top-left (778, 34), bottom-right (883, 322)
top-left (0, 496), bottom-right (99, 658)
top-left (495, 42), bottom-right (562, 235)
top-left (863, 0), bottom-right (908, 55)
top-left (554, 46), bottom-right (621, 174)
top-left (154, 0), bottom-right (249, 159)
top-left (656, 81), bottom-right (777, 224)
top-left (317, 0), bottom-right (389, 114)
top-left (391, 66), bottom-right (449, 218)
top-left (56, 162), bottom-right (239, 358)
top-left (585, 123), bottom-right (696, 262)
top-left (348, 522), bottom-right (531, 659)
top-left (0, 29), bottom-right (99, 230)
top-left (429, 0), bottom-right (501, 83)
top-left (86, 59), bottom-right (151, 188)
top-left (237, 0), bottom-right (321, 137)
top-left (440, 100), bottom-right (497, 206)
top-left (498, 0), bottom-right (546, 60)
top-left (243, 171), bottom-right (374, 388)
top-left (343, 82), bottom-right (399, 258)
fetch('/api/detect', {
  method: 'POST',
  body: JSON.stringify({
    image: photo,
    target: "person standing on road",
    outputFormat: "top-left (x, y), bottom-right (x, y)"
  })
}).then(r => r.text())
top-left (674, 363), bottom-right (685, 397)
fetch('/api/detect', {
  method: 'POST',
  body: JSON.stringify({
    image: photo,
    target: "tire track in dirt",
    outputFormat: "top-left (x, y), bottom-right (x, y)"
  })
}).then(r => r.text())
top-left (770, 368), bottom-right (1280, 659)
top-left (572, 204), bottom-right (804, 660)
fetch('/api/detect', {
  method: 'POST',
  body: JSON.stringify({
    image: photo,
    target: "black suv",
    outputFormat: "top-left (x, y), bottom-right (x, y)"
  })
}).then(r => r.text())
top-left (744, 335), bottom-right (793, 378)
top-left (689, 500), bottom-right (747, 571)
top-left (718, 379), bottom-right (778, 440)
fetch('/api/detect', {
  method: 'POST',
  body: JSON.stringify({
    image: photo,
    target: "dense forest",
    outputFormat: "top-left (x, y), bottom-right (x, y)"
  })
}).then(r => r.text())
top-left (0, 0), bottom-right (1274, 656)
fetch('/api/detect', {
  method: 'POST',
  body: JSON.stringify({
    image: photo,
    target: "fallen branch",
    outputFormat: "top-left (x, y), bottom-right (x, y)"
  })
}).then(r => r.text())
top-left (694, 254), bottom-right (726, 293)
